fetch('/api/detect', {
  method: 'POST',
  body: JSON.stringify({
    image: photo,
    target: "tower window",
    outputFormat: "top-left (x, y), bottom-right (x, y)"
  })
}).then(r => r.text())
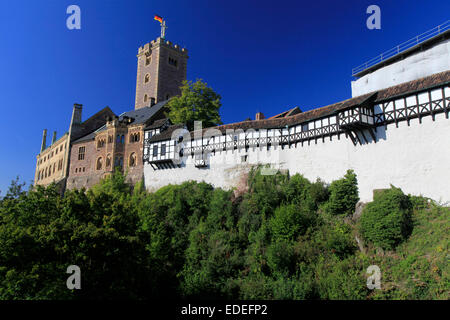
top-left (145, 56), bottom-right (151, 65)
top-left (129, 152), bottom-right (137, 167)
top-left (96, 157), bottom-right (103, 170)
top-left (144, 94), bottom-right (148, 102)
top-left (145, 74), bottom-right (150, 83)
top-left (78, 146), bottom-right (85, 160)
top-left (168, 57), bottom-right (178, 67)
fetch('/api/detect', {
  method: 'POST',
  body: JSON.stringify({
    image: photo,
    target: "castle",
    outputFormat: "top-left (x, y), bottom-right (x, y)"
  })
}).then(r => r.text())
top-left (35, 21), bottom-right (450, 203)
top-left (34, 36), bottom-right (188, 190)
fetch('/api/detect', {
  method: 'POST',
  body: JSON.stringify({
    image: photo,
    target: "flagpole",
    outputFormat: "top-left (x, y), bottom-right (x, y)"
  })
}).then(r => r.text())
top-left (161, 20), bottom-right (167, 39)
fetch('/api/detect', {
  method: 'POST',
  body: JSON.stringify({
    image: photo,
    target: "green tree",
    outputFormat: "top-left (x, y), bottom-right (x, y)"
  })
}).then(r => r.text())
top-left (166, 79), bottom-right (222, 130)
top-left (325, 169), bottom-right (359, 215)
top-left (359, 186), bottom-right (413, 250)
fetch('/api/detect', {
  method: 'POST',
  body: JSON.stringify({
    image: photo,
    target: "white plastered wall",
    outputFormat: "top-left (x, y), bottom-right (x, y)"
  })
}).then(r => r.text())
top-left (351, 38), bottom-right (450, 97)
top-left (144, 112), bottom-right (450, 204)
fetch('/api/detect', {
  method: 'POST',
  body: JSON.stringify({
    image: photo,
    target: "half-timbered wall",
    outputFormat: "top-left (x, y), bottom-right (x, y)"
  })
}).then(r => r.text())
top-left (144, 85), bottom-right (450, 203)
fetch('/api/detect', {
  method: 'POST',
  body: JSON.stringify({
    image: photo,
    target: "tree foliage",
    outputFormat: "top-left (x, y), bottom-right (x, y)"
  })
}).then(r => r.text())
top-left (166, 79), bottom-right (222, 130)
top-left (359, 186), bottom-right (413, 250)
top-left (0, 169), bottom-right (446, 300)
top-left (325, 169), bottom-right (359, 215)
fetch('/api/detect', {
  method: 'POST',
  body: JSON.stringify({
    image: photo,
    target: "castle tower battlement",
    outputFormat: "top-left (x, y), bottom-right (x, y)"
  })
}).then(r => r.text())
top-left (135, 37), bottom-right (188, 110)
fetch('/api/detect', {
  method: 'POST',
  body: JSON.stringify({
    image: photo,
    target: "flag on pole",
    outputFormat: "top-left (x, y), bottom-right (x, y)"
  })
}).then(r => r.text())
top-left (154, 15), bottom-right (163, 24)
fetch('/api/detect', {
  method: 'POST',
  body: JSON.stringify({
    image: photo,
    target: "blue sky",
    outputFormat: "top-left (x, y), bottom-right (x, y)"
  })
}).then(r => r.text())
top-left (0, 0), bottom-right (448, 194)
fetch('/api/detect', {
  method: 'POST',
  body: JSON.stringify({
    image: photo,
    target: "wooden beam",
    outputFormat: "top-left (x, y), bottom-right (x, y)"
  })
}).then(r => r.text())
top-left (359, 130), bottom-right (368, 144)
top-left (428, 90), bottom-right (435, 121)
top-left (404, 97), bottom-right (410, 126)
top-left (442, 87), bottom-right (448, 119)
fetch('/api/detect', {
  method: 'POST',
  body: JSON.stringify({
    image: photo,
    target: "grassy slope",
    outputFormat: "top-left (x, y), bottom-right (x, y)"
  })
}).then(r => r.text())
top-left (365, 204), bottom-right (449, 299)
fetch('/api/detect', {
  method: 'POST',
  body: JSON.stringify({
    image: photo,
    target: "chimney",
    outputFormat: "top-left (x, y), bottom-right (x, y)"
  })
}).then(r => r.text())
top-left (41, 129), bottom-right (47, 152)
top-left (255, 112), bottom-right (265, 121)
top-left (150, 97), bottom-right (156, 107)
top-left (71, 103), bottom-right (83, 126)
top-left (51, 131), bottom-right (57, 145)
top-left (69, 103), bottom-right (83, 140)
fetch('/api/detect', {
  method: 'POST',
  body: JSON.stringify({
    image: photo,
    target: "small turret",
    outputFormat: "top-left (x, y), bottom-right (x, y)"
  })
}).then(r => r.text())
top-left (41, 129), bottom-right (47, 152)
top-left (51, 131), bottom-right (57, 145)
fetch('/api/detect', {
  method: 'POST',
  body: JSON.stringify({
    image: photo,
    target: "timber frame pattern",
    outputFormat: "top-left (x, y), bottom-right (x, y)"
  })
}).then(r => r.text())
top-left (143, 80), bottom-right (450, 169)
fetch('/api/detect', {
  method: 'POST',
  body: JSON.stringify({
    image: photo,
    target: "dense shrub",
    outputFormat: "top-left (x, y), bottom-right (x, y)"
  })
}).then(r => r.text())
top-left (359, 186), bottom-right (413, 250)
top-left (1, 168), bottom-right (446, 300)
top-left (269, 204), bottom-right (315, 242)
top-left (325, 170), bottom-right (359, 215)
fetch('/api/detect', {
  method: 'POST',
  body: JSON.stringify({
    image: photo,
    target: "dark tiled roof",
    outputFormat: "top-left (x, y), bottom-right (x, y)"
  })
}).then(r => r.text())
top-left (73, 131), bottom-right (96, 144)
top-left (148, 124), bottom-right (186, 142)
top-left (148, 70), bottom-right (450, 142)
top-left (75, 106), bottom-right (115, 139)
top-left (118, 100), bottom-right (168, 125)
top-left (268, 107), bottom-right (302, 119)
top-left (374, 70), bottom-right (450, 101)
top-left (206, 70), bottom-right (450, 133)
top-left (72, 101), bottom-right (169, 144)
top-left (145, 118), bottom-right (170, 130)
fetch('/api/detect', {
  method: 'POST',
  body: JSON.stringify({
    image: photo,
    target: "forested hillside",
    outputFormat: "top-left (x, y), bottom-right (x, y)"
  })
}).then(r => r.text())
top-left (0, 168), bottom-right (448, 300)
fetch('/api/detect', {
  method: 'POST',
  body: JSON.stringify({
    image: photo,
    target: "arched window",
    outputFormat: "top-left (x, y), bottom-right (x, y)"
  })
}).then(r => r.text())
top-left (96, 157), bottom-right (103, 170)
top-left (144, 94), bottom-right (148, 103)
top-left (106, 154), bottom-right (111, 167)
top-left (145, 74), bottom-right (150, 83)
top-left (75, 168), bottom-right (78, 173)
top-left (116, 134), bottom-right (120, 144)
top-left (145, 56), bottom-right (151, 66)
top-left (114, 155), bottom-right (123, 168)
top-left (136, 133), bottom-right (140, 142)
top-left (129, 152), bottom-right (137, 167)
top-left (120, 135), bottom-right (125, 144)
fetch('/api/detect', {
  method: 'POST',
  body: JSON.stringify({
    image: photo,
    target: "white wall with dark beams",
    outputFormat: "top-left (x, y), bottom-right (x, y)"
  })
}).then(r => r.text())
top-left (143, 85), bottom-right (450, 203)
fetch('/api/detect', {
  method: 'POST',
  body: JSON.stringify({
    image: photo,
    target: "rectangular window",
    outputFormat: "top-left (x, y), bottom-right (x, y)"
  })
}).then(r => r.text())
top-left (153, 145), bottom-right (158, 157)
top-left (161, 144), bottom-right (166, 156)
top-left (78, 146), bottom-right (85, 160)
top-left (168, 57), bottom-right (178, 67)
top-left (302, 123), bottom-right (309, 132)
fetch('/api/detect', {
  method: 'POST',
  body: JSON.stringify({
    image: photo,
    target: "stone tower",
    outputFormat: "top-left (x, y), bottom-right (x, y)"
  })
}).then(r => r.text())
top-left (135, 37), bottom-right (188, 110)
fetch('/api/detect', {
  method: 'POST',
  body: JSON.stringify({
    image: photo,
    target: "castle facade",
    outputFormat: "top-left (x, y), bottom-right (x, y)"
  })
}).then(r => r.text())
top-left (34, 37), bottom-right (188, 190)
top-left (35, 24), bottom-right (450, 203)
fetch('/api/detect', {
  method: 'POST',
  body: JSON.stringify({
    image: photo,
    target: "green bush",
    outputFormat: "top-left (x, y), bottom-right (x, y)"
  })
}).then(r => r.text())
top-left (1, 169), bottom-right (446, 300)
top-left (269, 204), bottom-right (314, 242)
top-left (359, 186), bottom-right (413, 250)
top-left (325, 170), bottom-right (359, 215)
top-left (266, 239), bottom-right (295, 275)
